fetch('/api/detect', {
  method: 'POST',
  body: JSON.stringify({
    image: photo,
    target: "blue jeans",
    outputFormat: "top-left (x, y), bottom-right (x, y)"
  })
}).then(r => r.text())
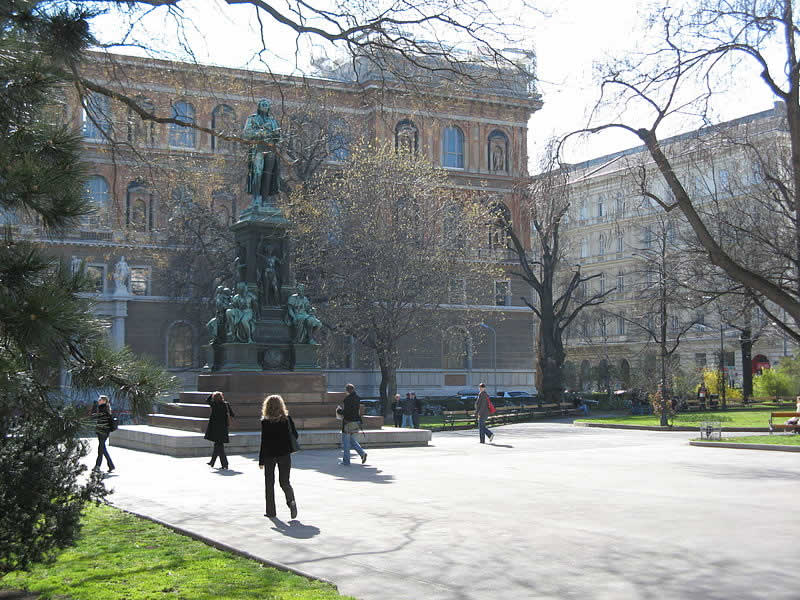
top-left (401, 414), bottom-right (414, 428)
top-left (478, 417), bottom-right (493, 443)
top-left (342, 432), bottom-right (366, 464)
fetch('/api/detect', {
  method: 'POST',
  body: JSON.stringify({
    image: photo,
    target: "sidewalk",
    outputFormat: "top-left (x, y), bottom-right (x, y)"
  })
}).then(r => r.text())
top-left (95, 422), bottom-right (799, 600)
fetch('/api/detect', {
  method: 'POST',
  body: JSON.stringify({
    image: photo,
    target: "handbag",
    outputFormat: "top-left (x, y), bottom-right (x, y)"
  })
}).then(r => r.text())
top-left (343, 420), bottom-right (360, 434)
top-left (487, 398), bottom-right (497, 415)
top-left (288, 421), bottom-right (301, 453)
top-left (110, 416), bottom-right (119, 432)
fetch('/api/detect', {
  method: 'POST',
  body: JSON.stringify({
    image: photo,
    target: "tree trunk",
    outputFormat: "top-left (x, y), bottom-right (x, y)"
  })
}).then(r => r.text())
top-left (377, 349), bottom-right (397, 420)
top-left (536, 304), bottom-right (566, 404)
top-left (740, 328), bottom-right (753, 402)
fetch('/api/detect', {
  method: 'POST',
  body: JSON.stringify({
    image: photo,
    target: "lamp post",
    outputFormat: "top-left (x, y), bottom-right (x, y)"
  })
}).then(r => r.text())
top-left (479, 323), bottom-right (497, 395)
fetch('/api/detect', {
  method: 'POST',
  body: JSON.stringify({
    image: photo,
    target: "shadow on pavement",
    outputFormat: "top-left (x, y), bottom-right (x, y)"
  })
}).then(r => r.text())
top-left (268, 518), bottom-right (321, 539)
top-left (211, 468), bottom-right (244, 476)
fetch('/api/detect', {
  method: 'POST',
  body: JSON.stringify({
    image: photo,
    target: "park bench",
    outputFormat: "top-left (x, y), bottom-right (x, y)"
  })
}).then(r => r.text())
top-left (442, 410), bottom-right (475, 429)
top-left (769, 411), bottom-right (800, 434)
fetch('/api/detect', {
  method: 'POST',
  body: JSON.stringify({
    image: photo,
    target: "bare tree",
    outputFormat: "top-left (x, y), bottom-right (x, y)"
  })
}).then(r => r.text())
top-left (572, 0), bottom-right (800, 340)
top-left (287, 141), bottom-right (503, 411)
top-left (505, 150), bottom-right (613, 404)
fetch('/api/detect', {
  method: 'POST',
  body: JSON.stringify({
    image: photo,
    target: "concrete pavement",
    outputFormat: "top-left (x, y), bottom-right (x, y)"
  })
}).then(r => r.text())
top-left (92, 422), bottom-right (799, 600)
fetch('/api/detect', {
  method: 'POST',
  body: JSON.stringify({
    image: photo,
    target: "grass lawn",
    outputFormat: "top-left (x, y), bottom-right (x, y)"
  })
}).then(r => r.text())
top-left (696, 434), bottom-right (800, 445)
top-left (0, 503), bottom-right (354, 600)
top-left (576, 408), bottom-right (781, 428)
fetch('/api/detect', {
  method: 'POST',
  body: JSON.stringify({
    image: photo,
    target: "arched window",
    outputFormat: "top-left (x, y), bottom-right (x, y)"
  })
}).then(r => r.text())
top-left (126, 182), bottom-right (154, 232)
top-left (81, 176), bottom-right (110, 228)
top-left (169, 101), bottom-right (195, 148)
top-left (488, 201), bottom-right (511, 249)
top-left (443, 327), bottom-right (471, 370)
top-left (597, 195), bottom-right (605, 218)
top-left (328, 118), bottom-right (351, 161)
top-left (442, 126), bottom-right (464, 168)
top-left (598, 233), bottom-right (606, 256)
top-left (488, 129), bottom-right (509, 173)
top-left (616, 231), bottom-right (624, 253)
top-left (211, 104), bottom-right (237, 152)
top-left (167, 322), bottom-right (194, 368)
top-left (395, 119), bottom-right (418, 154)
top-left (126, 97), bottom-right (155, 146)
top-left (617, 269), bottom-right (625, 292)
top-left (83, 93), bottom-right (112, 140)
top-left (598, 271), bottom-right (606, 294)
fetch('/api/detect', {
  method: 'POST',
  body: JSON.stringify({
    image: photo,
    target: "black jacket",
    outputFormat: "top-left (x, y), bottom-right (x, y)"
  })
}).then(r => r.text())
top-left (204, 397), bottom-right (235, 443)
top-left (259, 416), bottom-right (298, 463)
top-left (341, 391), bottom-right (361, 432)
top-left (92, 403), bottom-right (114, 436)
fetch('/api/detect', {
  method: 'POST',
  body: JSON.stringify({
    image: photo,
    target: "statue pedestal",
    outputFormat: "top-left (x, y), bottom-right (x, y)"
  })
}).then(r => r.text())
top-left (218, 343), bottom-right (262, 371)
top-left (293, 344), bottom-right (320, 371)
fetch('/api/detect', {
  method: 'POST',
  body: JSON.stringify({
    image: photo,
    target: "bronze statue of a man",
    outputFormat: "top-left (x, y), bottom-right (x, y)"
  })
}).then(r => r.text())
top-left (244, 99), bottom-right (281, 205)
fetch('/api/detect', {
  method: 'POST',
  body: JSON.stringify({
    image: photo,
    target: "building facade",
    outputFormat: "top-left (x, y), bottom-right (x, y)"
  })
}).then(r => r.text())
top-left (559, 103), bottom-right (794, 393)
top-left (4, 52), bottom-right (543, 398)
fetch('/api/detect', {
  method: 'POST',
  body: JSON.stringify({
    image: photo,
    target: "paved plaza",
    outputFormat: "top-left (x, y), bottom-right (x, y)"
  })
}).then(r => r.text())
top-left (97, 423), bottom-right (798, 600)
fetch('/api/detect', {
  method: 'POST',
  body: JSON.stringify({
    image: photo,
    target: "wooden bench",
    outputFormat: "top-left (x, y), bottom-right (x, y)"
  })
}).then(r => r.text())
top-left (442, 410), bottom-right (475, 429)
top-left (769, 412), bottom-right (800, 434)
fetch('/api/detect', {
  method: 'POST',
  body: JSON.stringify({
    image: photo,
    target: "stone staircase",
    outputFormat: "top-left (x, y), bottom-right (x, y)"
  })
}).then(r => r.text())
top-left (147, 371), bottom-right (384, 432)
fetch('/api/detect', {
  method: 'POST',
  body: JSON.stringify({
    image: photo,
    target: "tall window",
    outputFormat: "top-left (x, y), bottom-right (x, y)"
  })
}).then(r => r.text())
top-left (442, 126), bottom-right (464, 168)
top-left (83, 93), bottom-right (112, 140)
top-left (615, 195), bottom-right (625, 215)
top-left (598, 233), bottom-right (605, 256)
top-left (167, 322), bottom-right (193, 368)
top-left (617, 315), bottom-right (625, 335)
top-left (130, 267), bottom-right (150, 296)
top-left (667, 221), bottom-right (677, 243)
top-left (169, 101), bottom-right (195, 148)
top-left (616, 231), bottom-right (624, 253)
top-left (597, 195), bottom-right (605, 218)
top-left (395, 119), bottom-right (418, 154)
top-left (448, 279), bottom-right (466, 304)
top-left (598, 272), bottom-right (606, 294)
top-left (495, 280), bottom-right (510, 306)
top-left (579, 199), bottom-right (587, 220)
top-left (81, 176), bottom-right (110, 228)
top-left (126, 97), bottom-right (155, 146)
top-left (643, 226), bottom-right (653, 249)
top-left (85, 264), bottom-right (106, 294)
top-left (328, 118), bottom-right (351, 161)
top-left (579, 238), bottom-right (587, 258)
top-left (211, 104), bottom-right (237, 152)
top-left (488, 129), bottom-right (509, 173)
top-left (443, 327), bottom-right (471, 370)
top-left (617, 269), bottom-right (625, 292)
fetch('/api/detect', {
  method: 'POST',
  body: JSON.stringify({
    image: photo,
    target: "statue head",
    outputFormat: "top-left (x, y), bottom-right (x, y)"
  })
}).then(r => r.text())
top-left (257, 99), bottom-right (272, 116)
top-left (296, 283), bottom-right (305, 295)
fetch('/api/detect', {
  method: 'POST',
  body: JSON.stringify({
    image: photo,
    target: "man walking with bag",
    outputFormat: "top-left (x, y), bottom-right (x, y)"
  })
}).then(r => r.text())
top-left (341, 383), bottom-right (368, 465)
top-left (475, 383), bottom-right (495, 444)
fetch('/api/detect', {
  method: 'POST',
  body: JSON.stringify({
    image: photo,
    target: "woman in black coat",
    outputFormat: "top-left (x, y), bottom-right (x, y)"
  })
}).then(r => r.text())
top-left (259, 394), bottom-right (299, 519)
top-left (205, 391), bottom-right (235, 469)
top-left (91, 395), bottom-right (115, 472)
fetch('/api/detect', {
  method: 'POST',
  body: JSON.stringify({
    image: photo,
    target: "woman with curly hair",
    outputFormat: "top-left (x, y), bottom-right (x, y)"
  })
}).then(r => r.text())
top-left (259, 394), bottom-right (299, 519)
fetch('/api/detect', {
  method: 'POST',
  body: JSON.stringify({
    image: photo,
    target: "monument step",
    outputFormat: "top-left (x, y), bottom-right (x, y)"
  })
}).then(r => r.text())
top-left (110, 425), bottom-right (431, 457)
top-left (178, 390), bottom-right (331, 404)
top-left (148, 413), bottom-right (380, 432)
top-left (197, 371), bottom-right (326, 394)
top-left (160, 402), bottom-right (339, 419)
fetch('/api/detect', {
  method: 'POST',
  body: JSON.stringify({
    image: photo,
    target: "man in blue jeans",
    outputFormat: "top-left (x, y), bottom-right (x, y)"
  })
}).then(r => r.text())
top-left (341, 383), bottom-right (368, 465)
top-left (475, 383), bottom-right (495, 443)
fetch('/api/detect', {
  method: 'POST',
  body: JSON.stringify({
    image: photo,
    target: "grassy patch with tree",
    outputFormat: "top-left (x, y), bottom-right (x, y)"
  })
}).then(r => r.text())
top-left (0, 504), bottom-right (354, 600)
top-left (577, 409), bottom-right (780, 428)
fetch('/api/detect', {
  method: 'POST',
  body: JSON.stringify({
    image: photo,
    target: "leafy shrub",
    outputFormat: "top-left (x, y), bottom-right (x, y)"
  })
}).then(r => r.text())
top-left (753, 368), bottom-right (793, 398)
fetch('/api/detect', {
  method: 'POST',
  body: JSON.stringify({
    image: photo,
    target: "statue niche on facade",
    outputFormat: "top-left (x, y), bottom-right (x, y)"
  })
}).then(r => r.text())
top-left (287, 283), bottom-right (322, 345)
top-left (244, 99), bottom-right (282, 206)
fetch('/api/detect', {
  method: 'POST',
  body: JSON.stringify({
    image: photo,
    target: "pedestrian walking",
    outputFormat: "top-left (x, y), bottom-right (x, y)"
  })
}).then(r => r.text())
top-left (205, 391), bottom-right (235, 469)
top-left (258, 394), bottom-right (299, 519)
top-left (341, 383), bottom-right (367, 465)
top-left (392, 393), bottom-right (403, 428)
top-left (475, 383), bottom-right (495, 444)
top-left (401, 392), bottom-right (415, 428)
top-left (91, 395), bottom-right (116, 472)
top-left (412, 391), bottom-right (422, 428)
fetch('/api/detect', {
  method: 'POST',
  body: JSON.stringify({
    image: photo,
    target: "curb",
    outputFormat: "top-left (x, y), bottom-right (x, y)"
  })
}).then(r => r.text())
top-left (574, 422), bottom-right (769, 432)
top-left (112, 504), bottom-right (338, 589)
top-left (689, 440), bottom-right (800, 452)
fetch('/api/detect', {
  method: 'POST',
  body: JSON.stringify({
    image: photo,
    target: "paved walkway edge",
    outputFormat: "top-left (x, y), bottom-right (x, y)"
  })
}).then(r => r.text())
top-left (574, 422), bottom-right (769, 432)
top-left (110, 503), bottom-right (338, 589)
top-left (689, 440), bottom-right (800, 452)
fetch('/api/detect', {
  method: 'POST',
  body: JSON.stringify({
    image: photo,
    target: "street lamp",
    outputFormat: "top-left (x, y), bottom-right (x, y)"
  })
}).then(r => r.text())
top-left (479, 323), bottom-right (497, 395)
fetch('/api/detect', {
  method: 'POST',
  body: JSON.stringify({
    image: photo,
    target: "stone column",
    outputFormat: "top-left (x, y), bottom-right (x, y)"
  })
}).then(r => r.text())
top-left (109, 299), bottom-right (128, 350)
